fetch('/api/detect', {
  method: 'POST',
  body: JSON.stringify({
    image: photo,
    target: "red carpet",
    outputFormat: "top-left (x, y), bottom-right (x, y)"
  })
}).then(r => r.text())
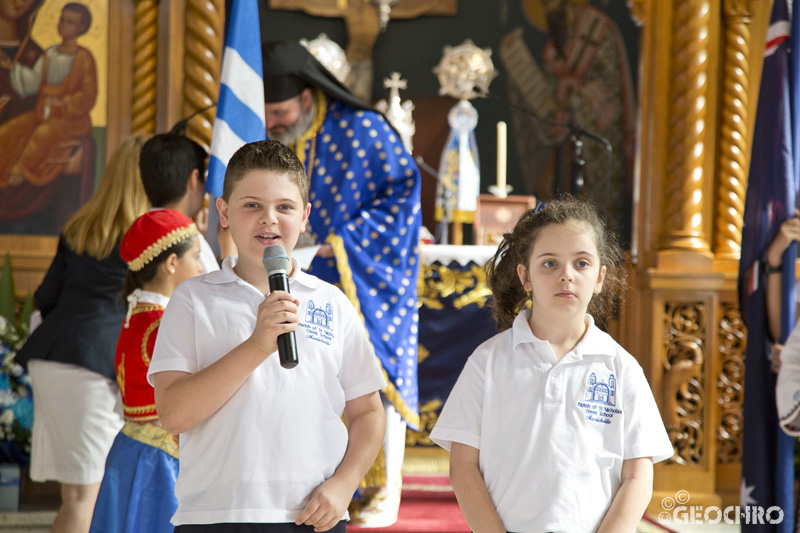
top-left (348, 475), bottom-right (469, 533)
top-left (346, 476), bottom-right (674, 533)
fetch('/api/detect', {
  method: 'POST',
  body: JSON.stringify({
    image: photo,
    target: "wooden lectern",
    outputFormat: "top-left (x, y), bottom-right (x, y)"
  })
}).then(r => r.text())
top-left (474, 194), bottom-right (537, 246)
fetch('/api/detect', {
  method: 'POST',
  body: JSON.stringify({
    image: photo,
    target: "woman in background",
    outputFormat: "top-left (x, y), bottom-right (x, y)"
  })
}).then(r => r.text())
top-left (16, 134), bottom-right (151, 533)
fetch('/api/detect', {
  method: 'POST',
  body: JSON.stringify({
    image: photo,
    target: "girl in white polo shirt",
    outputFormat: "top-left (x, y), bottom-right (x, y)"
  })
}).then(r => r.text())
top-left (431, 197), bottom-right (673, 533)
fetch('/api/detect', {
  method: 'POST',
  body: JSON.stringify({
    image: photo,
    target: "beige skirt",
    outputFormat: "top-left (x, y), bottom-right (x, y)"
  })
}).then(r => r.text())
top-left (28, 359), bottom-right (124, 485)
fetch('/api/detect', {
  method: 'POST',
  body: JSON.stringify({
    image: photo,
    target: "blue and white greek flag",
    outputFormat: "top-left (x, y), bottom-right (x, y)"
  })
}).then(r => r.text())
top-left (207, 0), bottom-right (265, 198)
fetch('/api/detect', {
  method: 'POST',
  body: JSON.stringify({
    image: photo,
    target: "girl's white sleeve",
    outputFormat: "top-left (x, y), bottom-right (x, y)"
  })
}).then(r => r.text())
top-left (430, 356), bottom-right (485, 451)
top-left (622, 362), bottom-right (675, 463)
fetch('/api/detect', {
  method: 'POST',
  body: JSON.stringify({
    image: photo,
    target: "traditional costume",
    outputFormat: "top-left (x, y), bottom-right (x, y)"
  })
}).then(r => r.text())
top-left (90, 210), bottom-right (198, 533)
top-left (262, 41), bottom-right (422, 526)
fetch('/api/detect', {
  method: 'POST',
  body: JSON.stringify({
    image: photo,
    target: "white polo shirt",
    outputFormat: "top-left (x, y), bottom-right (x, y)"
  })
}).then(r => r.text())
top-left (198, 233), bottom-right (219, 273)
top-left (431, 311), bottom-right (673, 533)
top-left (147, 256), bottom-right (386, 525)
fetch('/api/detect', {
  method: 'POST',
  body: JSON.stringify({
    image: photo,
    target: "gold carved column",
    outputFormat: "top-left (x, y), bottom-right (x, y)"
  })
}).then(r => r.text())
top-left (132, 0), bottom-right (160, 135)
top-left (659, 0), bottom-right (714, 260)
top-left (627, 0), bottom-right (772, 513)
top-left (127, 0), bottom-right (224, 145)
top-left (182, 0), bottom-right (225, 149)
top-left (121, 0), bottom-right (226, 143)
top-left (713, 1), bottom-right (753, 260)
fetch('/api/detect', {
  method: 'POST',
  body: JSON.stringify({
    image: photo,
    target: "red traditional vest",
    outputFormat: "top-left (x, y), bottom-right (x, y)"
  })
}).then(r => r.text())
top-left (115, 303), bottom-right (164, 422)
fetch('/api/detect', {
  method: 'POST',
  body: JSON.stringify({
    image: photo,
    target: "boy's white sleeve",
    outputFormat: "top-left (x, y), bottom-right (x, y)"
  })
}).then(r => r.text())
top-left (338, 299), bottom-right (387, 401)
top-left (777, 322), bottom-right (800, 435)
top-left (147, 283), bottom-right (198, 385)
top-left (622, 362), bottom-right (674, 463)
top-left (430, 356), bottom-right (484, 452)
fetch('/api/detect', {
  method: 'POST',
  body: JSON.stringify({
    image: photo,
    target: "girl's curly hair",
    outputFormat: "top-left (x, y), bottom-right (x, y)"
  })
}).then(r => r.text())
top-left (486, 196), bottom-right (627, 331)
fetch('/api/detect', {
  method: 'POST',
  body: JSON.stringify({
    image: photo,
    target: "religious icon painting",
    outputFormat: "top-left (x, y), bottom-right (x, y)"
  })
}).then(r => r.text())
top-left (0, 0), bottom-right (109, 236)
top-left (499, 0), bottom-right (641, 243)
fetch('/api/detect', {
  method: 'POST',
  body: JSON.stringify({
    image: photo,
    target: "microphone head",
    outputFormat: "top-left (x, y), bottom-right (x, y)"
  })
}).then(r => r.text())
top-left (262, 245), bottom-right (290, 275)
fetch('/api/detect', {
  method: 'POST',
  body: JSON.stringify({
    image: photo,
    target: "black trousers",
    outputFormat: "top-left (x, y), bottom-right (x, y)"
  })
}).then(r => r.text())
top-left (175, 522), bottom-right (347, 533)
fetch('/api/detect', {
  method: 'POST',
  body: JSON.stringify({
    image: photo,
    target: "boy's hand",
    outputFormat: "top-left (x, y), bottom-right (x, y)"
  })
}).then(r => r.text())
top-left (248, 290), bottom-right (299, 356)
top-left (296, 476), bottom-right (352, 532)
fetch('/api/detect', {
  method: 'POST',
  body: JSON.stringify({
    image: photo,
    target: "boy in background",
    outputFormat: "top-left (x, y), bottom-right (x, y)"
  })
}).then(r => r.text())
top-left (139, 133), bottom-right (219, 272)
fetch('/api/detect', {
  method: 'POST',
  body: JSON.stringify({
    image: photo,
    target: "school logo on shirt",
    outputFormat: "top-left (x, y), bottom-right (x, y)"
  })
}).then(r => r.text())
top-left (577, 372), bottom-right (621, 425)
top-left (300, 300), bottom-right (334, 345)
top-left (585, 372), bottom-right (616, 406)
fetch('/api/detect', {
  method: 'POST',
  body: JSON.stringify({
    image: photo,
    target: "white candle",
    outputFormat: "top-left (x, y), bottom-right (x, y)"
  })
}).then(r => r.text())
top-left (496, 121), bottom-right (507, 195)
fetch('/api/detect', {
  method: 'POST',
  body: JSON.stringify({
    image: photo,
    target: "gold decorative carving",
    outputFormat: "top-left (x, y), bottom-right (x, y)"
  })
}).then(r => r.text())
top-left (418, 263), bottom-right (491, 310)
top-left (418, 343), bottom-right (430, 364)
top-left (714, 0), bottom-right (754, 258)
top-left (717, 303), bottom-right (745, 463)
top-left (405, 399), bottom-right (443, 446)
top-left (131, 0), bottom-right (159, 135)
top-left (417, 264), bottom-right (444, 310)
top-left (663, 302), bottom-right (706, 466)
top-left (724, 0), bottom-right (753, 18)
top-left (183, 0), bottom-right (225, 149)
top-left (661, 0), bottom-right (712, 252)
top-left (453, 265), bottom-right (492, 309)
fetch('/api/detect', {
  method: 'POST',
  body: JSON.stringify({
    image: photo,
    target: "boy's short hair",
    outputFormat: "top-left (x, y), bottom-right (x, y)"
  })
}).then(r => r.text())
top-left (63, 3), bottom-right (92, 36)
top-left (223, 140), bottom-right (308, 204)
top-left (139, 134), bottom-right (208, 207)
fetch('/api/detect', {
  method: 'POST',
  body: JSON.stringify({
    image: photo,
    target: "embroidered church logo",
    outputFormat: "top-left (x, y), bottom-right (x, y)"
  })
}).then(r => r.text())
top-left (305, 300), bottom-right (334, 330)
top-left (584, 372), bottom-right (616, 406)
top-left (300, 300), bottom-right (334, 346)
top-left (577, 372), bottom-right (621, 425)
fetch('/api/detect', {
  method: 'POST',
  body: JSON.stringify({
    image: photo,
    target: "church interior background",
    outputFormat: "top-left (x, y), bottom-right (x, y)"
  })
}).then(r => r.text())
top-left (0, 0), bottom-right (782, 516)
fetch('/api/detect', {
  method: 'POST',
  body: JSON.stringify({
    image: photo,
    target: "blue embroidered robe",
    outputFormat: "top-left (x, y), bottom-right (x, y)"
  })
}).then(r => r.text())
top-left (292, 95), bottom-right (421, 428)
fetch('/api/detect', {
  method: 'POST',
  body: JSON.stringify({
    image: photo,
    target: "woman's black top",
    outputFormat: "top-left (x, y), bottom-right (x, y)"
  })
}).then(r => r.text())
top-left (16, 234), bottom-right (127, 380)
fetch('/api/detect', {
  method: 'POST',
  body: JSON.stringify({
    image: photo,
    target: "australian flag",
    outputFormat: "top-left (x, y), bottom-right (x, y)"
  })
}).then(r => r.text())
top-left (738, 1), bottom-right (799, 530)
top-left (207, 0), bottom-right (265, 198)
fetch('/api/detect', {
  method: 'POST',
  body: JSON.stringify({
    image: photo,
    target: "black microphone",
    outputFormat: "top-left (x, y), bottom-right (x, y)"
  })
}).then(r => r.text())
top-left (262, 244), bottom-right (299, 369)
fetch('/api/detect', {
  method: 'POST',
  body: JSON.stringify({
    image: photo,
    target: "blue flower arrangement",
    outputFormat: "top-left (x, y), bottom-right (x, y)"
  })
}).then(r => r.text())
top-left (0, 254), bottom-right (33, 468)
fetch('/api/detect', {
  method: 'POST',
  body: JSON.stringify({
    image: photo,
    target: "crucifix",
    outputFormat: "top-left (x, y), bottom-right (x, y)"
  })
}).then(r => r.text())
top-left (268, 0), bottom-right (457, 101)
top-left (384, 71), bottom-right (407, 93)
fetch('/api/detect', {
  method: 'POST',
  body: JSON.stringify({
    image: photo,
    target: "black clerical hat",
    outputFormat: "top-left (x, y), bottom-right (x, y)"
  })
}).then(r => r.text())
top-left (261, 40), bottom-right (372, 112)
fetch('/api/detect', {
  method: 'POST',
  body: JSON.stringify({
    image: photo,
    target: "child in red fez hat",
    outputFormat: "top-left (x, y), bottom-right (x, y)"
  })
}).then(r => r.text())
top-left (90, 209), bottom-right (204, 533)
